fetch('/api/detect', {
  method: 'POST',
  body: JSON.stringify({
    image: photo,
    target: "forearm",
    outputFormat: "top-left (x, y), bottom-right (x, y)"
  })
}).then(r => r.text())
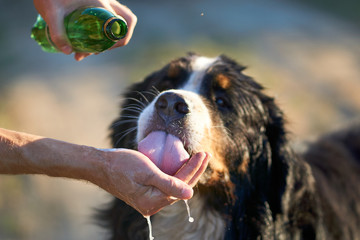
top-left (0, 128), bottom-right (105, 183)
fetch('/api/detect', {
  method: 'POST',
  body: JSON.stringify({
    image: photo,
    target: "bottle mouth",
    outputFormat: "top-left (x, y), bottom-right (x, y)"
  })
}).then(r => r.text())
top-left (104, 17), bottom-right (128, 41)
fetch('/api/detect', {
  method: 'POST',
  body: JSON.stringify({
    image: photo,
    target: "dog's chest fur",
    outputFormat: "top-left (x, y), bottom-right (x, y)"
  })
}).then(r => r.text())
top-left (151, 195), bottom-right (226, 240)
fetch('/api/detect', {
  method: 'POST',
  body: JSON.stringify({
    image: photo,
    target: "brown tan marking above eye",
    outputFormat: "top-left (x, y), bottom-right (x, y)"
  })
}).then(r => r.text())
top-left (167, 62), bottom-right (181, 79)
top-left (215, 73), bottom-right (231, 89)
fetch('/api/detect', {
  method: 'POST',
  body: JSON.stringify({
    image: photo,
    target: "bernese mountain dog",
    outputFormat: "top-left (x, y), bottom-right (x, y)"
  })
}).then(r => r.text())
top-left (97, 53), bottom-right (360, 240)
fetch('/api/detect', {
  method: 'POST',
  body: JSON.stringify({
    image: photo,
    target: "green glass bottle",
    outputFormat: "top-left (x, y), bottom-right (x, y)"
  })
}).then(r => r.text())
top-left (31, 7), bottom-right (128, 53)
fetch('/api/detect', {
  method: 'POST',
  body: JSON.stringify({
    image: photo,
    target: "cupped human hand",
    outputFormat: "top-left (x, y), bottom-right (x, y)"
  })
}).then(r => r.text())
top-left (33, 0), bottom-right (137, 61)
top-left (94, 149), bottom-right (210, 216)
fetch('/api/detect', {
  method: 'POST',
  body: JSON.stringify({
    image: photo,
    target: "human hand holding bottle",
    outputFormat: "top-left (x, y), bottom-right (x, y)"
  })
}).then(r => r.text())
top-left (33, 0), bottom-right (137, 61)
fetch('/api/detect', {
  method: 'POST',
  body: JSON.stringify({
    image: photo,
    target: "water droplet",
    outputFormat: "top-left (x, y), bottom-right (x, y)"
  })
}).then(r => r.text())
top-left (144, 216), bottom-right (154, 240)
top-left (184, 200), bottom-right (194, 223)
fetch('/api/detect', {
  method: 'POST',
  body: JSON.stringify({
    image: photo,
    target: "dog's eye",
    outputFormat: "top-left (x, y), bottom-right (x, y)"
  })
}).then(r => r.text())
top-left (215, 97), bottom-right (228, 108)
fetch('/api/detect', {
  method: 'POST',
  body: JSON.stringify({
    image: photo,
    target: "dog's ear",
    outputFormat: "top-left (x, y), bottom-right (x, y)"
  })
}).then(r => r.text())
top-left (223, 93), bottom-right (292, 239)
top-left (263, 96), bottom-right (287, 152)
top-left (259, 94), bottom-right (292, 215)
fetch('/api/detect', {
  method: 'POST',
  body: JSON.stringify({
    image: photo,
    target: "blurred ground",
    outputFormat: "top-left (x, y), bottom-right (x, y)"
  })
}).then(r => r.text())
top-left (0, 0), bottom-right (359, 239)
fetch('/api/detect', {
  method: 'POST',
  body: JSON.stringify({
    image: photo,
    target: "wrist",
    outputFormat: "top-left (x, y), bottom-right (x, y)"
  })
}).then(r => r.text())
top-left (78, 146), bottom-right (109, 186)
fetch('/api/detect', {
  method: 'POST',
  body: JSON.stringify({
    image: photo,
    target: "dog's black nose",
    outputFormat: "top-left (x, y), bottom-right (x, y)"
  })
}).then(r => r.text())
top-left (155, 92), bottom-right (189, 121)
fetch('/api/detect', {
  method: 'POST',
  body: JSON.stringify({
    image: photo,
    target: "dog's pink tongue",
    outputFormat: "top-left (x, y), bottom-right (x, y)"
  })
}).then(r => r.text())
top-left (138, 131), bottom-right (190, 175)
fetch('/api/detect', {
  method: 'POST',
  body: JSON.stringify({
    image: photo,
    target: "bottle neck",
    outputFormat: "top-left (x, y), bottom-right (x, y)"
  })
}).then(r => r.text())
top-left (103, 16), bottom-right (128, 42)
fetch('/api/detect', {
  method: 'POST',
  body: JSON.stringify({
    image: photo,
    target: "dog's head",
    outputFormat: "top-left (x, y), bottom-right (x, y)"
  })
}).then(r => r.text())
top-left (111, 53), bottom-right (286, 204)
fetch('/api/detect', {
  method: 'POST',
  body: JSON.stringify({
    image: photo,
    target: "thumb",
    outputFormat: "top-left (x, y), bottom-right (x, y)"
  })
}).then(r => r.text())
top-left (148, 172), bottom-right (193, 200)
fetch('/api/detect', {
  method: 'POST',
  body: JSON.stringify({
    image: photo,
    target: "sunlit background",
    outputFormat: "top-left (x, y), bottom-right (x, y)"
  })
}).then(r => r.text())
top-left (0, 0), bottom-right (359, 239)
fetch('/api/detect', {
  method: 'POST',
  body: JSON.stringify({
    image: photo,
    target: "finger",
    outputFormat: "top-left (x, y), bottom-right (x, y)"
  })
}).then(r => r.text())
top-left (147, 170), bottom-right (193, 200)
top-left (146, 153), bottom-right (210, 213)
top-left (187, 153), bottom-right (210, 187)
top-left (45, 10), bottom-right (72, 55)
top-left (32, 0), bottom-right (71, 54)
top-left (137, 189), bottom-right (176, 216)
top-left (74, 52), bottom-right (92, 61)
top-left (174, 152), bottom-right (208, 183)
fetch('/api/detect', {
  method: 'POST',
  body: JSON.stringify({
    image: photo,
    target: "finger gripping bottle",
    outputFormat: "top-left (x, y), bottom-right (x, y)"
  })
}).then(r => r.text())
top-left (31, 7), bottom-right (128, 53)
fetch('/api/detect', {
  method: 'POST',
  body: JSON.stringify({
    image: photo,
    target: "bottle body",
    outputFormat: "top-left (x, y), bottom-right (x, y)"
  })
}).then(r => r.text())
top-left (31, 7), bottom-right (128, 53)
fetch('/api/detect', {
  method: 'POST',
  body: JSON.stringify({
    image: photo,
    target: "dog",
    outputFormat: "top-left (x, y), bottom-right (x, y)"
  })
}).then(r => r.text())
top-left (97, 53), bottom-right (360, 240)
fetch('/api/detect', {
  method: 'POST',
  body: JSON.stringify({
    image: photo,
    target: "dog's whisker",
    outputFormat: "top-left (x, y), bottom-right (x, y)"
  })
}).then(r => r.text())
top-left (122, 106), bottom-right (144, 112)
top-left (135, 91), bottom-right (150, 103)
top-left (114, 126), bottom-right (137, 136)
top-left (119, 115), bottom-right (140, 120)
top-left (143, 90), bottom-right (159, 98)
top-left (123, 97), bottom-right (147, 108)
top-left (124, 102), bottom-right (144, 107)
top-left (123, 108), bottom-right (144, 114)
top-left (113, 126), bottom-right (138, 147)
top-left (122, 110), bottom-right (142, 115)
top-left (112, 120), bottom-right (138, 127)
top-left (151, 86), bottom-right (161, 95)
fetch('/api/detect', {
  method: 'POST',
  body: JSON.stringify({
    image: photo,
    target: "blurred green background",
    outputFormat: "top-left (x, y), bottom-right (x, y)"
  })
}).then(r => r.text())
top-left (0, 0), bottom-right (359, 239)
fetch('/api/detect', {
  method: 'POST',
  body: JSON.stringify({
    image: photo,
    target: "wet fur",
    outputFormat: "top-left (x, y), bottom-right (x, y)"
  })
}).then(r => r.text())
top-left (97, 54), bottom-right (360, 240)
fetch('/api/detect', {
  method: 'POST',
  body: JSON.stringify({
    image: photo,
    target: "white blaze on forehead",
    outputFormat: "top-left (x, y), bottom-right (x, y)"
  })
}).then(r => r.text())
top-left (182, 56), bottom-right (218, 93)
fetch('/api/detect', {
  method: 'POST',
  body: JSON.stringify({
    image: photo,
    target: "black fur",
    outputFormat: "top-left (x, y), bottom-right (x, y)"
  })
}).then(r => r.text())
top-left (97, 54), bottom-right (360, 240)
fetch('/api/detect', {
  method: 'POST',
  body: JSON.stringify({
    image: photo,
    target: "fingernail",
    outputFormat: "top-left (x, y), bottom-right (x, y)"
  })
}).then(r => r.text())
top-left (182, 187), bottom-right (193, 199)
top-left (61, 45), bottom-right (72, 55)
top-left (76, 56), bottom-right (84, 61)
